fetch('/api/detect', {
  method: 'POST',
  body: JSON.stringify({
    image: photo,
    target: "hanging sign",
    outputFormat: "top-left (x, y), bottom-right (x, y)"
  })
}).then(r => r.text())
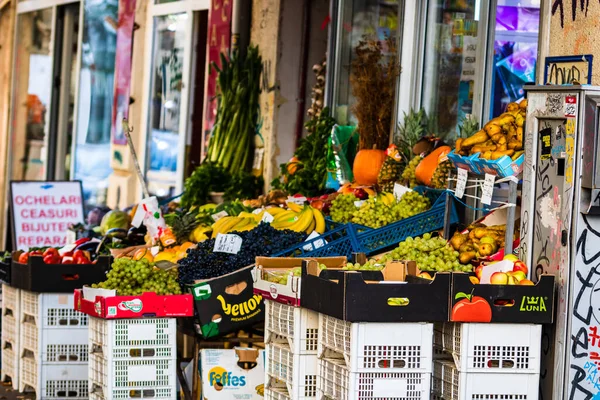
top-left (110, 0), bottom-right (137, 147)
top-left (10, 181), bottom-right (85, 250)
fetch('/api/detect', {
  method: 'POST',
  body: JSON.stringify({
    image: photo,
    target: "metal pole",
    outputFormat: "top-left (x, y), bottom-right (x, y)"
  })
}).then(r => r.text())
top-left (122, 119), bottom-right (150, 198)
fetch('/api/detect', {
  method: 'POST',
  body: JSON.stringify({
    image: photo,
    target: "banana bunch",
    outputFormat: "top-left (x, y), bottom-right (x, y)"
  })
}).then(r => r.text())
top-left (268, 202), bottom-right (326, 234)
top-left (456, 100), bottom-right (526, 161)
top-left (189, 225), bottom-right (212, 243)
top-left (211, 215), bottom-right (259, 238)
top-left (255, 384), bottom-right (264, 396)
top-left (375, 192), bottom-right (395, 205)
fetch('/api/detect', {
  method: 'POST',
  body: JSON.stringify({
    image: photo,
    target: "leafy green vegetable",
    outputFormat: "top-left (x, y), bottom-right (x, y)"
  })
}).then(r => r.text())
top-left (224, 171), bottom-right (264, 202)
top-left (181, 163), bottom-right (231, 209)
top-left (273, 108), bottom-right (337, 197)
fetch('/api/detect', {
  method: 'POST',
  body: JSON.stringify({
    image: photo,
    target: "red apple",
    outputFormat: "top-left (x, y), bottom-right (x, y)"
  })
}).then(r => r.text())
top-left (513, 261), bottom-right (528, 275)
top-left (475, 265), bottom-right (483, 280)
top-left (490, 272), bottom-right (508, 285)
top-left (451, 292), bottom-right (492, 322)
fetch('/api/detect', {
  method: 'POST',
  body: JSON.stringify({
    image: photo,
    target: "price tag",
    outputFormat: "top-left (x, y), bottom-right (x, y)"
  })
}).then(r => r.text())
top-left (354, 200), bottom-right (365, 208)
top-left (252, 208), bottom-right (264, 214)
top-left (393, 183), bottom-right (412, 200)
top-left (287, 196), bottom-right (307, 205)
top-left (211, 210), bottom-right (229, 222)
top-left (65, 230), bottom-right (77, 245)
top-left (252, 148), bottom-right (265, 170)
top-left (213, 234), bottom-right (243, 254)
top-left (481, 173), bottom-right (496, 205)
top-left (455, 168), bottom-right (468, 199)
top-left (261, 212), bottom-right (274, 223)
top-left (303, 231), bottom-right (328, 251)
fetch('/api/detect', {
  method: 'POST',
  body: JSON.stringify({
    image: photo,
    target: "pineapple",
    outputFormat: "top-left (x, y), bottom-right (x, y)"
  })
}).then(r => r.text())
top-left (395, 108), bottom-right (429, 161)
top-left (458, 114), bottom-right (479, 138)
top-left (431, 159), bottom-right (453, 189)
top-left (377, 144), bottom-right (404, 191)
top-left (164, 210), bottom-right (201, 243)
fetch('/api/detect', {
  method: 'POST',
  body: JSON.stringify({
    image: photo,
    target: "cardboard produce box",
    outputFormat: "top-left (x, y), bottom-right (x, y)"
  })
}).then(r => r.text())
top-left (252, 256), bottom-right (347, 306)
top-left (450, 273), bottom-right (555, 323)
top-left (300, 259), bottom-right (451, 322)
top-left (201, 348), bottom-right (265, 399)
top-left (188, 265), bottom-right (264, 339)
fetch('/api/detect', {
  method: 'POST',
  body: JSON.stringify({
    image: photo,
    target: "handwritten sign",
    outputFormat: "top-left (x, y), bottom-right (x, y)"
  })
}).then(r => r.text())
top-left (455, 168), bottom-right (468, 199)
top-left (393, 183), bottom-right (412, 200)
top-left (213, 233), bottom-right (243, 254)
top-left (211, 211), bottom-right (229, 222)
top-left (10, 181), bottom-right (85, 250)
top-left (544, 55), bottom-right (593, 85)
top-left (481, 174), bottom-right (495, 206)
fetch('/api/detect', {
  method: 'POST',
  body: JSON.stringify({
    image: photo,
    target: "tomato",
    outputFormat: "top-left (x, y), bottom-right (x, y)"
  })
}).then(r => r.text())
top-left (30, 250), bottom-right (43, 257)
top-left (451, 292), bottom-right (492, 322)
top-left (61, 256), bottom-right (74, 264)
top-left (43, 254), bottom-right (58, 264)
top-left (43, 248), bottom-right (59, 258)
top-left (18, 253), bottom-right (29, 264)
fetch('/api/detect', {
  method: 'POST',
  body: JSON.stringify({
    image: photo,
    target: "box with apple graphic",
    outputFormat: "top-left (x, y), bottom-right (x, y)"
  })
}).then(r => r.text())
top-left (450, 273), bottom-right (555, 324)
top-left (300, 259), bottom-right (451, 322)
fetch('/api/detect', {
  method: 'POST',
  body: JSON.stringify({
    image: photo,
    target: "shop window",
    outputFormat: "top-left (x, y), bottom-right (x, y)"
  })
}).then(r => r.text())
top-left (490, 0), bottom-right (539, 119)
top-left (73, 0), bottom-right (118, 207)
top-left (330, 0), bottom-right (402, 126)
top-left (145, 13), bottom-right (187, 198)
top-left (421, 0), bottom-right (481, 139)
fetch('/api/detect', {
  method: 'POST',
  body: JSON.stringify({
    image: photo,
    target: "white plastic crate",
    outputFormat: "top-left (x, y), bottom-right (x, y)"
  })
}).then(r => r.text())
top-left (266, 343), bottom-right (317, 399)
top-left (318, 357), bottom-right (430, 400)
top-left (1, 285), bottom-right (20, 388)
top-left (88, 317), bottom-right (177, 400)
top-left (265, 301), bottom-right (319, 355)
top-left (20, 356), bottom-right (88, 398)
top-left (89, 317), bottom-right (177, 358)
top-left (2, 284), bottom-right (19, 314)
top-left (318, 314), bottom-right (433, 373)
top-left (89, 351), bottom-right (176, 400)
top-left (265, 387), bottom-right (293, 400)
top-left (434, 323), bottom-right (542, 374)
top-left (21, 291), bottom-right (88, 328)
top-left (432, 360), bottom-right (539, 400)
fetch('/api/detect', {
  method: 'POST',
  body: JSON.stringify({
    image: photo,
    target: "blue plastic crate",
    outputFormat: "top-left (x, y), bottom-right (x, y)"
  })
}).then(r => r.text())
top-left (272, 223), bottom-right (361, 259)
top-left (356, 191), bottom-right (459, 256)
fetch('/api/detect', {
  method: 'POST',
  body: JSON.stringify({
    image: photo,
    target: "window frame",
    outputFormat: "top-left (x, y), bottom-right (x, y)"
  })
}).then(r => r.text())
top-left (139, 0), bottom-right (210, 197)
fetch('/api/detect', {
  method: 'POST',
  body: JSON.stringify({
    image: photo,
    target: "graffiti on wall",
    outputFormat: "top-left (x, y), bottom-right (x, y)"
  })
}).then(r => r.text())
top-left (552, 0), bottom-right (600, 28)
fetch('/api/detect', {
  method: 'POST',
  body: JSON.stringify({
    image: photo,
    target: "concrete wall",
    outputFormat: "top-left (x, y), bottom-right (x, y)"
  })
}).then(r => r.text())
top-left (548, 0), bottom-right (600, 84)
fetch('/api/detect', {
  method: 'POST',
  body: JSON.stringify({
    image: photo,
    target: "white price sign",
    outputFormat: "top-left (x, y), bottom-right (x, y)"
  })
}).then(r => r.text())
top-left (455, 168), bottom-right (468, 199)
top-left (481, 173), bottom-right (496, 206)
top-left (393, 183), bottom-right (412, 200)
top-left (261, 212), bottom-right (274, 223)
top-left (213, 234), bottom-right (243, 254)
top-left (287, 196), bottom-right (307, 205)
top-left (303, 231), bottom-right (328, 251)
top-left (354, 200), bottom-right (365, 208)
top-left (211, 210), bottom-right (229, 222)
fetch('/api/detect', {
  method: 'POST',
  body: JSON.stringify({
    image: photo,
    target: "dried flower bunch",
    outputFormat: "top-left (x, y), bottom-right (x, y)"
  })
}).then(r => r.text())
top-left (350, 36), bottom-right (401, 150)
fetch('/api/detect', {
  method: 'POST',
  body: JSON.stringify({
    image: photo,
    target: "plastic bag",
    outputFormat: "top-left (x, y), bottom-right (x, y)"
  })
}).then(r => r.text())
top-left (326, 125), bottom-right (359, 190)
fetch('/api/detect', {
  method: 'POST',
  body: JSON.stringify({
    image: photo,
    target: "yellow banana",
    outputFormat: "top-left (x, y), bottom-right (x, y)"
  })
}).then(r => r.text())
top-left (238, 211), bottom-right (256, 219)
top-left (212, 217), bottom-right (242, 238)
top-left (271, 213), bottom-right (300, 229)
top-left (234, 221), bottom-right (257, 232)
top-left (229, 217), bottom-right (254, 232)
top-left (266, 206), bottom-right (285, 216)
top-left (289, 208), bottom-right (313, 233)
top-left (274, 210), bottom-right (297, 222)
top-left (211, 216), bottom-right (233, 235)
top-left (306, 218), bottom-right (316, 234)
top-left (311, 207), bottom-right (326, 234)
top-left (253, 211), bottom-right (264, 223)
top-left (286, 202), bottom-right (303, 213)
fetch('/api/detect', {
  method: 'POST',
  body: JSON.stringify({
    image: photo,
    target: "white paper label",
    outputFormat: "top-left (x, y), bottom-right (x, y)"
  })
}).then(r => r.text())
top-left (303, 231), bottom-right (328, 251)
top-left (481, 173), bottom-right (495, 205)
top-left (261, 212), bottom-right (274, 223)
top-left (213, 234), bottom-right (243, 254)
top-left (65, 230), bottom-right (77, 245)
top-left (393, 183), bottom-right (412, 200)
top-left (354, 200), bottom-right (365, 208)
top-left (211, 210), bottom-right (229, 222)
top-left (150, 246), bottom-right (161, 257)
top-left (252, 208), bottom-right (264, 214)
top-left (252, 147), bottom-right (265, 170)
top-left (455, 168), bottom-right (468, 199)
top-left (287, 196), bottom-right (307, 205)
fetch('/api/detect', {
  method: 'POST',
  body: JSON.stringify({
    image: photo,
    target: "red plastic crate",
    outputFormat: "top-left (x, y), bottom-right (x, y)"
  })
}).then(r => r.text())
top-left (73, 289), bottom-right (194, 319)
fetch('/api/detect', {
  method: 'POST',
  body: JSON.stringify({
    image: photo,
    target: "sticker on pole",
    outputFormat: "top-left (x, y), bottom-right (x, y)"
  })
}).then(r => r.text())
top-left (564, 95), bottom-right (577, 117)
top-left (213, 234), bottom-right (243, 254)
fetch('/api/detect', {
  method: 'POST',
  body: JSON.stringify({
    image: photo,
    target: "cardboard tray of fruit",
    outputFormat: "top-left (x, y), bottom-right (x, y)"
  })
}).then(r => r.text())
top-left (252, 256), bottom-right (348, 306)
top-left (447, 150), bottom-right (524, 177)
top-left (300, 259), bottom-right (451, 322)
top-left (450, 273), bottom-right (555, 324)
top-left (74, 287), bottom-right (194, 319)
top-left (11, 252), bottom-right (112, 292)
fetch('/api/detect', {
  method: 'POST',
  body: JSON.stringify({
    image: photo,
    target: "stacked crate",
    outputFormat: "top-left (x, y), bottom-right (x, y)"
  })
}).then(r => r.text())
top-left (1, 284), bottom-right (20, 388)
top-left (18, 290), bottom-right (89, 399)
top-left (264, 300), bottom-right (319, 399)
top-left (317, 314), bottom-right (433, 400)
top-left (432, 323), bottom-right (541, 399)
top-left (88, 317), bottom-right (177, 399)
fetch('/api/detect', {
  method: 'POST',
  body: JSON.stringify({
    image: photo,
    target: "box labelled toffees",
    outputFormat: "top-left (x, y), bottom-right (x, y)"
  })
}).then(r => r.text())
top-left (252, 256), bottom-right (347, 306)
top-left (300, 259), bottom-right (451, 322)
top-left (450, 273), bottom-right (555, 324)
top-left (11, 254), bottom-right (111, 292)
top-left (187, 264), bottom-right (264, 339)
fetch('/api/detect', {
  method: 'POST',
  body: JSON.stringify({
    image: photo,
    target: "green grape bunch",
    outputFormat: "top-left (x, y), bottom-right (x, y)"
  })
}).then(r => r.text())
top-left (381, 233), bottom-right (473, 272)
top-left (343, 259), bottom-right (385, 271)
top-left (263, 264), bottom-right (327, 285)
top-left (330, 194), bottom-right (359, 223)
top-left (402, 156), bottom-right (422, 188)
top-left (91, 258), bottom-right (182, 296)
top-left (351, 191), bottom-right (431, 229)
